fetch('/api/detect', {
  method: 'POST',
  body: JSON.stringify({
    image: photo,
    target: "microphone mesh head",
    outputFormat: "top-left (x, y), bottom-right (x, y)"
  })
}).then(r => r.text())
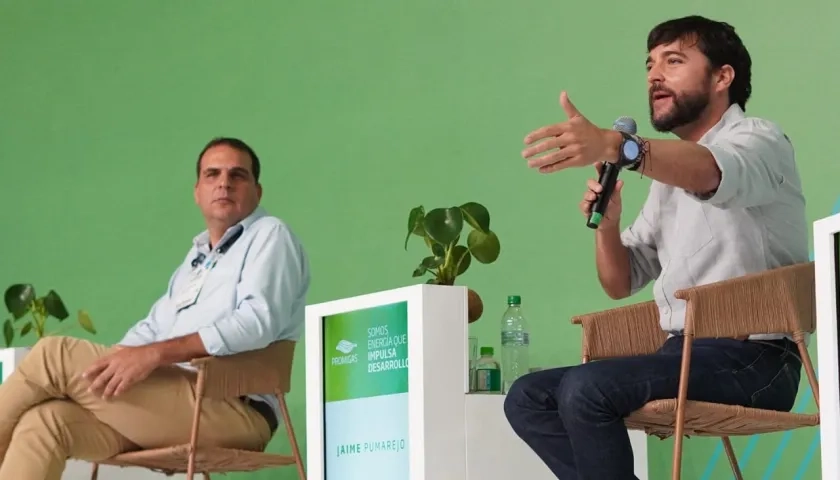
top-left (613, 116), bottom-right (637, 134)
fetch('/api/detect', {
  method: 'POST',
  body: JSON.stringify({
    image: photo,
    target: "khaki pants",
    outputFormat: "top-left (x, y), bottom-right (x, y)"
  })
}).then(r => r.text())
top-left (0, 336), bottom-right (271, 480)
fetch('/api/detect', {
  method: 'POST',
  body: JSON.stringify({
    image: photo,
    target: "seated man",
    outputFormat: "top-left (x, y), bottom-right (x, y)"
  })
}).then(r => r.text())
top-left (507, 16), bottom-right (807, 480)
top-left (0, 137), bottom-right (311, 480)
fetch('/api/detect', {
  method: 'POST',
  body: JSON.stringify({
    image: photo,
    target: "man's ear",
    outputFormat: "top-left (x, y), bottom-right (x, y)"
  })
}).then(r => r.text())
top-left (715, 64), bottom-right (735, 94)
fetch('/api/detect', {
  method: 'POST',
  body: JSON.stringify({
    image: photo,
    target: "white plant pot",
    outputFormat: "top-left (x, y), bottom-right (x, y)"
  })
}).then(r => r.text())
top-left (0, 347), bottom-right (30, 383)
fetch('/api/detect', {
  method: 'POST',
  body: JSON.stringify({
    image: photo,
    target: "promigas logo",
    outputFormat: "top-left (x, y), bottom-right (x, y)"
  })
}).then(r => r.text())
top-left (332, 339), bottom-right (358, 366)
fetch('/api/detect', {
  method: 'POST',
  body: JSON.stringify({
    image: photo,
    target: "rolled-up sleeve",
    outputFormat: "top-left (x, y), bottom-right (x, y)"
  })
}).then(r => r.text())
top-left (620, 185), bottom-right (661, 295)
top-left (693, 119), bottom-right (793, 209)
top-left (198, 223), bottom-right (309, 356)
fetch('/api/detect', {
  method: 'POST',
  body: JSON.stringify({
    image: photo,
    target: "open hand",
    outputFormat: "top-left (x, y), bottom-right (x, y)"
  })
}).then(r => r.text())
top-left (522, 91), bottom-right (612, 173)
top-left (82, 345), bottom-right (161, 399)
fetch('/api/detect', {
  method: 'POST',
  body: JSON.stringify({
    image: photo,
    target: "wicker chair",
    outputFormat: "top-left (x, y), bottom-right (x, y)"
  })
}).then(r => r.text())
top-left (88, 340), bottom-right (305, 480)
top-left (571, 262), bottom-right (820, 480)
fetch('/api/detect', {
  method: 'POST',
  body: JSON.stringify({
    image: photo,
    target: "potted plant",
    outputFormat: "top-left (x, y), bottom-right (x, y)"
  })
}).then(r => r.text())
top-left (3, 284), bottom-right (97, 348)
top-left (404, 202), bottom-right (501, 323)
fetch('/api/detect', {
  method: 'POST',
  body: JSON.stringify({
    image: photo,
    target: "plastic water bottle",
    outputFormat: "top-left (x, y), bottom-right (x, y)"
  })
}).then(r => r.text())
top-left (500, 295), bottom-right (529, 393)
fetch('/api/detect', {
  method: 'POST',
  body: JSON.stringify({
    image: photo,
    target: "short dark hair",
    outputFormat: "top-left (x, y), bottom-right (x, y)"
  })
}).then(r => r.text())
top-left (196, 137), bottom-right (261, 183)
top-left (647, 15), bottom-right (752, 111)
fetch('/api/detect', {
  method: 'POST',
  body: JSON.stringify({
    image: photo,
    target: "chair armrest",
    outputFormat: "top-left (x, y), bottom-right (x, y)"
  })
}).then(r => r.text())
top-left (675, 262), bottom-right (816, 339)
top-left (572, 301), bottom-right (667, 361)
top-left (189, 341), bottom-right (295, 399)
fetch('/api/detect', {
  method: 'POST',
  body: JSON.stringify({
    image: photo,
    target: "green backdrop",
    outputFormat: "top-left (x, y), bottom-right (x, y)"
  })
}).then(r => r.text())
top-left (0, 1), bottom-right (835, 479)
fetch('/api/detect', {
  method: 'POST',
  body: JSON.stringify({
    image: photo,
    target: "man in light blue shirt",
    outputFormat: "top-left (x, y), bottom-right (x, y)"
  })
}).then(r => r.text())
top-left (0, 137), bottom-right (310, 479)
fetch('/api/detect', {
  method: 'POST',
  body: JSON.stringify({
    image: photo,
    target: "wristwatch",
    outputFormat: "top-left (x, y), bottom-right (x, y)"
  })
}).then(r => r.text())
top-left (618, 132), bottom-right (643, 171)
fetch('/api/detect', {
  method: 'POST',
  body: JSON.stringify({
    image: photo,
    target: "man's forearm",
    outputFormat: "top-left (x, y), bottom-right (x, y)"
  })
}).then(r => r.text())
top-left (147, 333), bottom-right (209, 366)
top-left (604, 130), bottom-right (721, 194)
top-left (595, 226), bottom-right (632, 299)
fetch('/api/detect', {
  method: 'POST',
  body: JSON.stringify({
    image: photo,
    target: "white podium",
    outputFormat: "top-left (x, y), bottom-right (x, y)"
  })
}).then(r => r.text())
top-left (304, 284), bottom-right (648, 480)
top-left (814, 212), bottom-right (840, 479)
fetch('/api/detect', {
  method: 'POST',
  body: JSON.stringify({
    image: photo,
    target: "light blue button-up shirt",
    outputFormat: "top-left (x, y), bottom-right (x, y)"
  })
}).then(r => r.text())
top-left (119, 206), bottom-right (311, 423)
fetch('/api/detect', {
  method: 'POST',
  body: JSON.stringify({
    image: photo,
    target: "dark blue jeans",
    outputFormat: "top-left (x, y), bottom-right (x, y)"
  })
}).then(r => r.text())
top-left (503, 336), bottom-right (802, 480)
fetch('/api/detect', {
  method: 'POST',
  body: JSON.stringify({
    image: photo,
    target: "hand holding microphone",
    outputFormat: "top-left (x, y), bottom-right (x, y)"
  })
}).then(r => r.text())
top-left (585, 116), bottom-right (638, 229)
top-left (580, 164), bottom-right (624, 230)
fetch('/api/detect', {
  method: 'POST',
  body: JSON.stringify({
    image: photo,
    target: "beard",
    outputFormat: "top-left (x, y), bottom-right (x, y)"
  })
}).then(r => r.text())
top-left (648, 85), bottom-right (710, 133)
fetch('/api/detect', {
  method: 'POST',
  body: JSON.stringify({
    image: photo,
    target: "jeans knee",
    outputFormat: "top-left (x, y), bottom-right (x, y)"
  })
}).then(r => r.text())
top-left (557, 366), bottom-right (610, 421)
top-left (503, 372), bottom-right (542, 427)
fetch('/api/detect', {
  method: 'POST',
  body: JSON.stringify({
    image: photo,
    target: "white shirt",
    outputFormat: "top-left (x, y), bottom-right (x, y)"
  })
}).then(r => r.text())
top-left (620, 104), bottom-right (808, 339)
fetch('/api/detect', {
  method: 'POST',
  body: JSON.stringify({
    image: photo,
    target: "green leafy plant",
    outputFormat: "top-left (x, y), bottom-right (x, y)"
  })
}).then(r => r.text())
top-left (404, 202), bottom-right (501, 285)
top-left (2, 284), bottom-right (96, 348)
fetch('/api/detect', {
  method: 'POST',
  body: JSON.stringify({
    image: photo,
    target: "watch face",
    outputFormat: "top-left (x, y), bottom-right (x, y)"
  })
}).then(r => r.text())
top-left (622, 140), bottom-right (640, 161)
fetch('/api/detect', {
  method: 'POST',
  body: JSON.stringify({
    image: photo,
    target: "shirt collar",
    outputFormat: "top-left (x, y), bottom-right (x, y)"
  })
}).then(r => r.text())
top-left (192, 206), bottom-right (267, 250)
top-left (697, 103), bottom-right (745, 145)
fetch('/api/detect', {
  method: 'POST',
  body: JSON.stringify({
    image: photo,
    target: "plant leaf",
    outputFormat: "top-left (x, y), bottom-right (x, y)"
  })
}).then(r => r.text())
top-left (431, 243), bottom-right (445, 257)
top-left (77, 310), bottom-right (97, 334)
top-left (4, 284), bottom-right (35, 320)
top-left (467, 229), bottom-right (501, 264)
top-left (412, 265), bottom-right (427, 277)
top-left (404, 206), bottom-right (426, 250)
top-left (19, 322), bottom-right (32, 337)
top-left (423, 207), bottom-right (463, 246)
top-left (43, 290), bottom-right (70, 320)
top-left (3, 319), bottom-right (13, 347)
top-left (460, 202), bottom-right (491, 233)
top-left (421, 255), bottom-right (444, 270)
top-left (451, 245), bottom-right (472, 276)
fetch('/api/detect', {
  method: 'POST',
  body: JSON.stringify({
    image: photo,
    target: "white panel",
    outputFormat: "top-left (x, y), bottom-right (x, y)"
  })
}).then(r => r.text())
top-left (815, 213), bottom-right (840, 479)
top-left (414, 285), bottom-right (467, 480)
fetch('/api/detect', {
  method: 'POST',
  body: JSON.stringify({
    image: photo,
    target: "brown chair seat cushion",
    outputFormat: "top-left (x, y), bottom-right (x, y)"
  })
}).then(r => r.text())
top-left (98, 445), bottom-right (297, 474)
top-left (625, 399), bottom-right (820, 439)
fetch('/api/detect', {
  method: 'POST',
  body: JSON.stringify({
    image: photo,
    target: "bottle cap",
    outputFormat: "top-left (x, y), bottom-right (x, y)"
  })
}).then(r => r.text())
top-left (480, 346), bottom-right (494, 356)
top-left (507, 295), bottom-right (521, 305)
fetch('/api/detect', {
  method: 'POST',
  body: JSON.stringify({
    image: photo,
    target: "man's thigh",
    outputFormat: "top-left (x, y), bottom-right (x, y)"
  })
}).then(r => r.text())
top-left (559, 342), bottom-right (760, 417)
top-left (41, 336), bottom-right (269, 450)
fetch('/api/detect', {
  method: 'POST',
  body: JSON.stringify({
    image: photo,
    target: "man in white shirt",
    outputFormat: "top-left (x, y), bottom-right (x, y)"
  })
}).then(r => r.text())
top-left (0, 137), bottom-right (311, 480)
top-left (504, 16), bottom-right (806, 480)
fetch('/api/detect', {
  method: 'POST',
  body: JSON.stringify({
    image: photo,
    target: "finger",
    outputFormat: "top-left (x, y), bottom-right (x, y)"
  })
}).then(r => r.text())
top-left (102, 372), bottom-right (123, 399)
top-left (82, 360), bottom-right (108, 382)
top-left (594, 162), bottom-right (603, 175)
top-left (521, 136), bottom-right (563, 159)
top-left (113, 378), bottom-right (133, 397)
top-left (586, 179), bottom-right (603, 193)
top-left (579, 200), bottom-right (592, 216)
top-left (583, 190), bottom-right (598, 202)
top-left (523, 122), bottom-right (570, 145)
top-left (539, 157), bottom-right (577, 173)
top-left (88, 365), bottom-right (116, 394)
top-left (559, 91), bottom-right (581, 119)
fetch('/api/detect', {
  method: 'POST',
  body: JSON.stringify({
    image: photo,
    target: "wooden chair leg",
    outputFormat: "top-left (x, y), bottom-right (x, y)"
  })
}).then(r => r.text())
top-left (90, 463), bottom-right (99, 480)
top-left (203, 473), bottom-right (211, 480)
top-left (671, 335), bottom-right (694, 480)
top-left (187, 368), bottom-right (207, 480)
top-left (279, 392), bottom-right (307, 480)
top-left (721, 437), bottom-right (744, 480)
top-left (795, 331), bottom-right (820, 407)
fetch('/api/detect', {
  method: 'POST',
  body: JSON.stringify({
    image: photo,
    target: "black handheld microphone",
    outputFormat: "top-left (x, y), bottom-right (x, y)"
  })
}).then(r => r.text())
top-left (586, 116), bottom-right (637, 229)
